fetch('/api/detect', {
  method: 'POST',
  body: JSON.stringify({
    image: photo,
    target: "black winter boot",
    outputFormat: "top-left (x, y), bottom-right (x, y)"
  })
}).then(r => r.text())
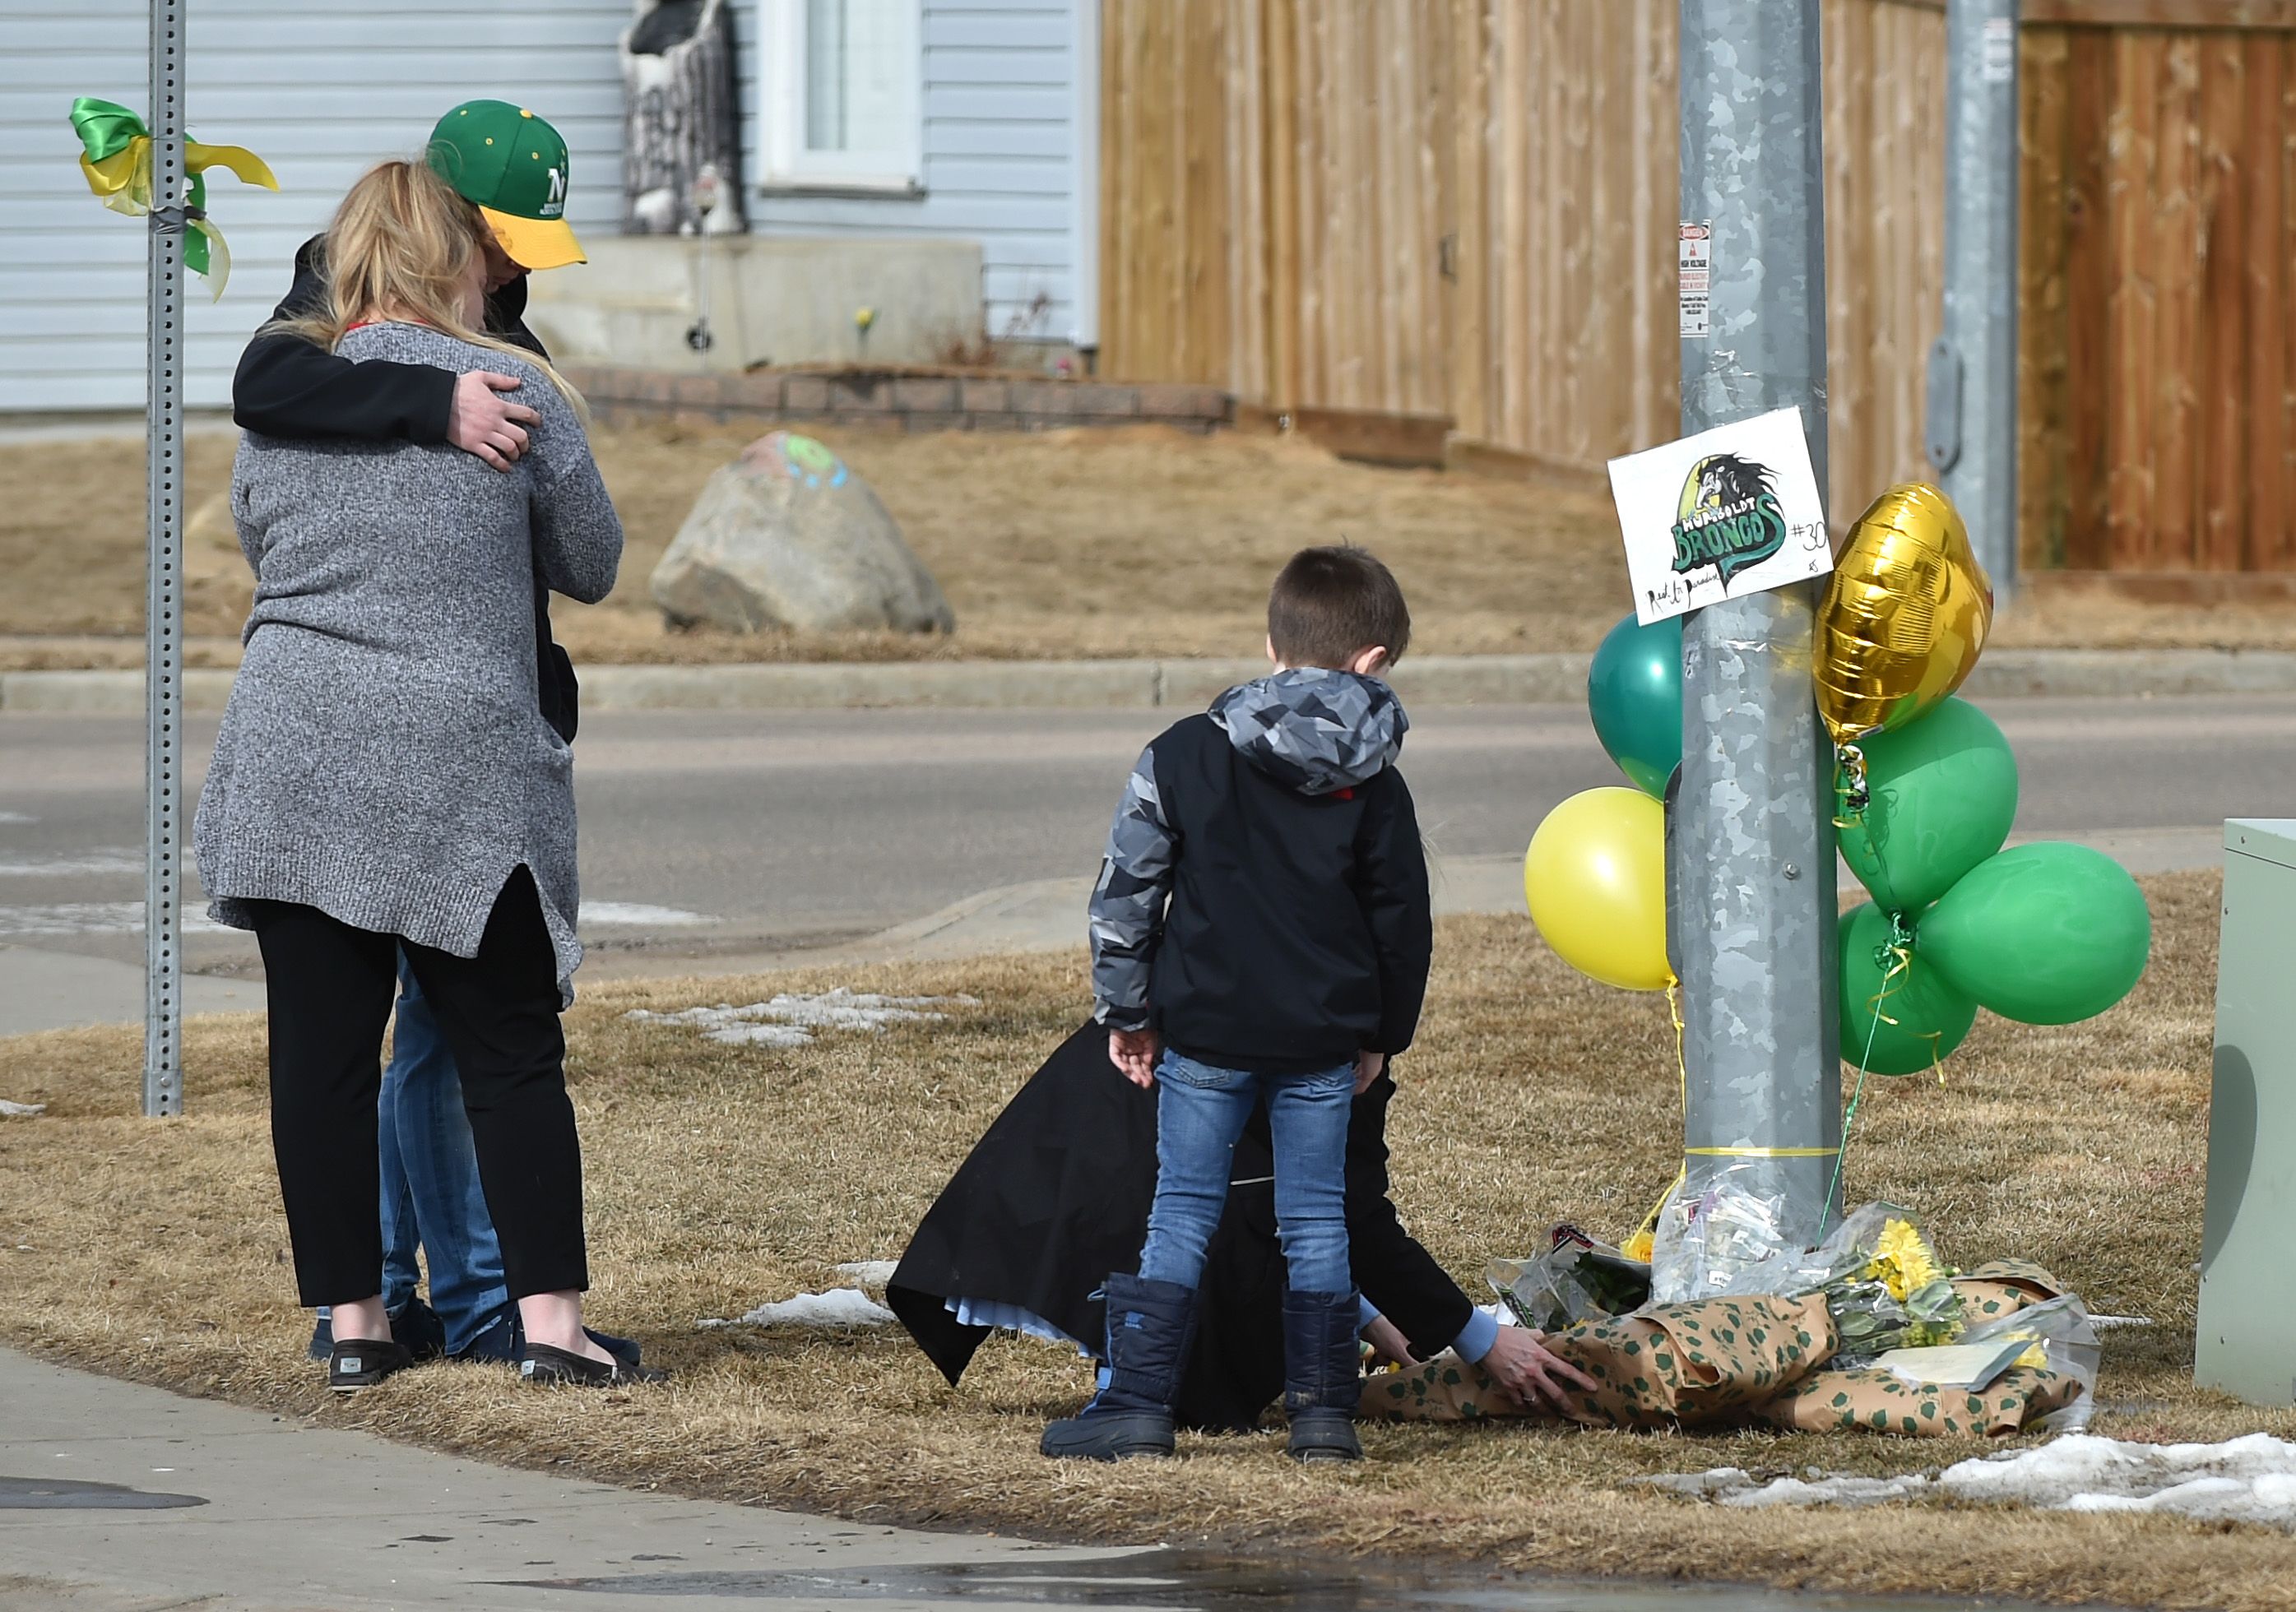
top-left (1040, 1273), bottom-right (1199, 1461)
top-left (1282, 1288), bottom-right (1366, 1462)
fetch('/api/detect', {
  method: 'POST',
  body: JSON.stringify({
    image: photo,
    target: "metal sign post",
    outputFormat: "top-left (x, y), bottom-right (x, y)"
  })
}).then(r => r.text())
top-left (143, 0), bottom-right (187, 1118)
top-left (1673, 0), bottom-right (1839, 1240)
top-left (1927, 0), bottom-right (2020, 600)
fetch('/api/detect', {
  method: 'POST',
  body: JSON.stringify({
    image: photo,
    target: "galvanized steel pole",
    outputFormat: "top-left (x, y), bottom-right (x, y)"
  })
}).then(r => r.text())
top-left (143, 0), bottom-right (187, 1117)
top-left (1927, 0), bottom-right (2020, 599)
top-left (1674, 0), bottom-right (1839, 1241)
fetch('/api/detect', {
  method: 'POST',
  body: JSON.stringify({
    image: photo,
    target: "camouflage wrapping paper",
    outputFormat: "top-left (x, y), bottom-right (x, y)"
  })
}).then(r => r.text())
top-left (1950, 1258), bottom-right (2066, 1323)
top-left (1361, 1295), bottom-right (1836, 1430)
top-left (1749, 1364), bottom-right (2085, 1437)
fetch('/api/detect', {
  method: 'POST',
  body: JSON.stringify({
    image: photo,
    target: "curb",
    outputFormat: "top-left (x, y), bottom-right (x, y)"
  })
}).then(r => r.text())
top-left (4, 649), bottom-right (2295, 716)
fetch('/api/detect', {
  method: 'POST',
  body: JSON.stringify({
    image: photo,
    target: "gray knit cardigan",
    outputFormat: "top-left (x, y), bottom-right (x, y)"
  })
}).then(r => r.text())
top-left (193, 322), bottom-right (623, 987)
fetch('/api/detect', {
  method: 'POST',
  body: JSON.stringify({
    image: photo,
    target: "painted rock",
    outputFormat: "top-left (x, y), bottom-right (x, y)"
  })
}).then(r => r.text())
top-left (649, 431), bottom-right (954, 634)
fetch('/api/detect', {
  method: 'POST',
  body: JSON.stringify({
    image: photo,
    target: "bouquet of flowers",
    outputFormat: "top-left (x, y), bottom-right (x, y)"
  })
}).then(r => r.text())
top-left (1487, 1225), bottom-right (1653, 1333)
top-left (1787, 1206), bottom-right (1965, 1363)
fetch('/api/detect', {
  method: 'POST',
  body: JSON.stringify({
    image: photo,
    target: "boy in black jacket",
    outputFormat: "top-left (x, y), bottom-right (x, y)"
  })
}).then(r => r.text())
top-left (1042, 546), bottom-right (1434, 1465)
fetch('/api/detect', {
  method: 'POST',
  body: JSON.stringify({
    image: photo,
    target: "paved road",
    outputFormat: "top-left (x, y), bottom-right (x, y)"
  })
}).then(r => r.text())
top-left (0, 696), bottom-right (2288, 988)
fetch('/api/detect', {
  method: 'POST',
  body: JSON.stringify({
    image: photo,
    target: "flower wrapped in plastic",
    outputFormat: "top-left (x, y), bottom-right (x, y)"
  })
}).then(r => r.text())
top-left (1487, 1225), bottom-right (1652, 1333)
top-left (1765, 1203), bottom-right (1966, 1364)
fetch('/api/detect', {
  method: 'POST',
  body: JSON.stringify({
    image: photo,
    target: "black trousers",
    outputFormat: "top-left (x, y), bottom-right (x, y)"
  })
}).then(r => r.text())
top-left (248, 868), bottom-right (589, 1309)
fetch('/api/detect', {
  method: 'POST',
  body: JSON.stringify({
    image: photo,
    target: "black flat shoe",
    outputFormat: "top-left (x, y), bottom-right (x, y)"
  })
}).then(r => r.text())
top-left (328, 1338), bottom-right (415, 1393)
top-left (519, 1341), bottom-right (668, 1387)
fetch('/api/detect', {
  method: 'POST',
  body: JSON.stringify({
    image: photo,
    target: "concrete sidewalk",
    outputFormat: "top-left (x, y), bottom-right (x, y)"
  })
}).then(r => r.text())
top-left (9, 646), bottom-right (2296, 715)
top-left (0, 1346), bottom-right (1142, 1612)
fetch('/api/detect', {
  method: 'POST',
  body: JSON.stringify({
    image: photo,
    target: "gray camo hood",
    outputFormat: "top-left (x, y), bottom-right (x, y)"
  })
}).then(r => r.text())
top-left (1208, 668), bottom-right (1408, 795)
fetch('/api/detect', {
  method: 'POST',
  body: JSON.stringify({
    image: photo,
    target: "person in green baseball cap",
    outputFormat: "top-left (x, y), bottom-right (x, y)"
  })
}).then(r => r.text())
top-left (228, 104), bottom-right (640, 1383)
top-left (426, 99), bottom-right (587, 271)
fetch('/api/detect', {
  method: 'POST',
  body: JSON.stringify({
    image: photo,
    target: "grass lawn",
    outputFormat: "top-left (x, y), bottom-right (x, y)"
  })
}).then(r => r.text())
top-left (2, 871), bottom-right (2290, 1608)
top-left (4, 422), bottom-right (2290, 669)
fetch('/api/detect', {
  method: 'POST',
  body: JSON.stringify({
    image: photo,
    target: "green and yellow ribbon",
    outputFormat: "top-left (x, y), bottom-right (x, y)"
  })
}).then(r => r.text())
top-left (69, 96), bottom-right (277, 298)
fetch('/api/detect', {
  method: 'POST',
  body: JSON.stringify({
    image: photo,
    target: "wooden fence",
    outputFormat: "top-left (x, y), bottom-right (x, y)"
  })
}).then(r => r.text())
top-left (1102, 0), bottom-right (2296, 572)
top-left (1100, 0), bottom-right (1946, 518)
top-left (2022, 12), bottom-right (2296, 573)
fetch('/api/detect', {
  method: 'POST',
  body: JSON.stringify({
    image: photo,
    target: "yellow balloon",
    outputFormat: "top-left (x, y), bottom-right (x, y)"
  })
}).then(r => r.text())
top-left (1524, 786), bottom-right (1672, 991)
top-left (1816, 483), bottom-right (1994, 745)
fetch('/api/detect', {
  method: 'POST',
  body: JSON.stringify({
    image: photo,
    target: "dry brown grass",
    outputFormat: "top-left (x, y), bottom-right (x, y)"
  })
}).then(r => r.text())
top-left (7, 424), bottom-right (2291, 669)
top-left (0, 871), bottom-right (2289, 1606)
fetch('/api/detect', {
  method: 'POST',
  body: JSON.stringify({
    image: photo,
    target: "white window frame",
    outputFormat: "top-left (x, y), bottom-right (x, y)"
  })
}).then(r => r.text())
top-left (760, 0), bottom-right (925, 195)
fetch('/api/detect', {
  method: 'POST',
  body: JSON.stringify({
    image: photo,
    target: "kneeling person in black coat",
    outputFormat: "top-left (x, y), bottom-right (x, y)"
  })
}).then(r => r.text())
top-left (888, 1022), bottom-right (1597, 1434)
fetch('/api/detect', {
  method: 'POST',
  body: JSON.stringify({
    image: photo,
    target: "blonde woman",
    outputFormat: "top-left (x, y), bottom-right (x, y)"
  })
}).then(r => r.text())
top-left (194, 158), bottom-right (648, 1391)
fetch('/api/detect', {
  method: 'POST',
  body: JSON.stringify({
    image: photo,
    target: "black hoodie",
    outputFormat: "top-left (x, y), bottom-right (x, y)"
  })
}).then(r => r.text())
top-left (1089, 668), bottom-right (1434, 1075)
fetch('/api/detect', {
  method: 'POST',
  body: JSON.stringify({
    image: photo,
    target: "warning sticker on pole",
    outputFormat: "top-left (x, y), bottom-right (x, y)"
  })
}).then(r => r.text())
top-left (1607, 406), bottom-right (1832, 626)
top-left (1983, 16), bottom-right (2015, 83)
top-left (1678, 221), bottom-right (1711, 339)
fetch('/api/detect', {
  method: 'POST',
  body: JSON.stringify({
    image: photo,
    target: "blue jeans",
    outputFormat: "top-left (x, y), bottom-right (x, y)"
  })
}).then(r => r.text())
top-left (322, 956), bottom-right (513, 1355)
top-left (1136, 1051), bottom-right (1353, 1296)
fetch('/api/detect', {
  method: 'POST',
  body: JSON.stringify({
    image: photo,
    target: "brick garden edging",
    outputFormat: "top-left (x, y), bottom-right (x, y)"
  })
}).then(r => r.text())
top-left (564, 364), bottom-right (1235, 435)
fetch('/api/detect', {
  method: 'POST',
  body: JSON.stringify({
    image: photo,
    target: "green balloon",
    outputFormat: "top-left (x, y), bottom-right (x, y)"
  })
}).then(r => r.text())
top-left (1588, 613), bottom-right (1681, 798)
top-left (1839, 902), bottom-right (1978, 1077)
top-left (1837, 696), bottom-right (2019, 913)
top-left (1922, 844), bottom-right (2152, 1025)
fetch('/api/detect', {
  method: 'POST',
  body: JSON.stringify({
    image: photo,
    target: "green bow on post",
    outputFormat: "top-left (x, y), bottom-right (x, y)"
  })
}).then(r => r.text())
top-left (69, 96), bottom-right (278, 298)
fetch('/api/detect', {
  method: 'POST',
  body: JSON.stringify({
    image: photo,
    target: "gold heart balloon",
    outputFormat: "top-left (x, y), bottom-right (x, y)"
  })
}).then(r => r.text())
top-left (1816, 483), bottom-right (1994, 746)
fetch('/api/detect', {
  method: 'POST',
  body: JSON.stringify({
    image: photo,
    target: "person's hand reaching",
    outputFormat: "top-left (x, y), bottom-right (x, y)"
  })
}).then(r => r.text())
top-left (1353, 1049), bottom-right (1387, 1095)
top-left (1478, 1324), bottom-right (1599, 1415)
top-left (1108, 1027), bottom-right (1162, 1089)
top-left (1361, 1314), bottom-right (1417, 1371)
top-left (448, 370), bottom-right (541, 471)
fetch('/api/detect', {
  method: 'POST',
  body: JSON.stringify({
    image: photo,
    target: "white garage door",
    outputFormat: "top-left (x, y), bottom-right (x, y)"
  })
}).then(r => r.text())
top-left (4, 0), bottom-right (639, 413)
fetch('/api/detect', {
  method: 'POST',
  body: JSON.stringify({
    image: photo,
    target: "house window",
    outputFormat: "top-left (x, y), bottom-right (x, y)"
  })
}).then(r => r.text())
top-left (762, 0), bottom-right (923, 192)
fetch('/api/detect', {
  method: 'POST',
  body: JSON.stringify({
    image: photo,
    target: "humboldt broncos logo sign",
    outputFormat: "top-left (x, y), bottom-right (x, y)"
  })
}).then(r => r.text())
top-left (1609, 405), bottom-right (1830, 627)
top-left (1669, 452), bottom-right (1788, 589)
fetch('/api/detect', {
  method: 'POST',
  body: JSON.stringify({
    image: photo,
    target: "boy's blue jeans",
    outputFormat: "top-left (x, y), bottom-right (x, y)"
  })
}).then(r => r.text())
top-left (322, 956), bottom-right (514, 1356)
top-left (1136, 1051), bottom-right (1354, 1295)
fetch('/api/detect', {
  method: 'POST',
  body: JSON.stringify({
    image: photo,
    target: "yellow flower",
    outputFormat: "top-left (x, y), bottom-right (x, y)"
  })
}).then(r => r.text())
top-left (1862, 1218), bottom-right (1945, 1303)
top-left (1622, 1229), bottom-right (1655, 1264)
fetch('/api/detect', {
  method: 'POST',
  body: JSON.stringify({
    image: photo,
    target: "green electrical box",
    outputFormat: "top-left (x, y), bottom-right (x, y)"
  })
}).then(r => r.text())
top-left (2197, 819), bottom-right (2296, 1408)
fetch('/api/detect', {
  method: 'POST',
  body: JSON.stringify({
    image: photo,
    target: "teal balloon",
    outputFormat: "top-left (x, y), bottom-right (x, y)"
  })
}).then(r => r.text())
top-left (1837, 696), bottom-right (2020, 912)
top-left (1588, 614), bottom-right (1681, 798)
top-left (1839, 902), bottom-right (1978, 1076)
top-left (1923, 844), bottom-right (2152, 1025)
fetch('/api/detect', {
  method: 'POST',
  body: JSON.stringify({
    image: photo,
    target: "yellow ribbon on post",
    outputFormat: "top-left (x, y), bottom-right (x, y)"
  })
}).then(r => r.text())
top-left (70, 96), bottom-right (278, 298)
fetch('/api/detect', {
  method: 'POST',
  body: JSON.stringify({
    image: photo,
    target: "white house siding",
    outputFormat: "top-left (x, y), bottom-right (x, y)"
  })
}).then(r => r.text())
top-left (2, 0), bottom-right (658, 411)
top-left (744, 0), bottom-right (1088, 350)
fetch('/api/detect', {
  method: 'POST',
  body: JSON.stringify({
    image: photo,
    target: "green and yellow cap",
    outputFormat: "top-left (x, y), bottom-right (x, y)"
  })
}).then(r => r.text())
top-left (426, 100), bottom-right (584, 270)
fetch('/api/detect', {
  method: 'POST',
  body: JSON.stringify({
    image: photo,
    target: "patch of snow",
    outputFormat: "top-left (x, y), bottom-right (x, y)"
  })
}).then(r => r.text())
top-left (836, 1260), bottom-right (898, 1288)
top-left (698, 1287), bottom-right (896, 1330)
top-left (582, 902), bottom-right (719, 928)
top-left (0, 850), bottom-right (145, 877)
top-left (1654, 1435), bottom-right (2296, 1529)
top-left (627, 988), bottom-right (977, 1049)
top-left (2090, 1314), bottom-right (2155, 1331)
top-left (0, 903), bottom-right (226, 938)
top-left (0, 1100), bottom-right (45, 1118)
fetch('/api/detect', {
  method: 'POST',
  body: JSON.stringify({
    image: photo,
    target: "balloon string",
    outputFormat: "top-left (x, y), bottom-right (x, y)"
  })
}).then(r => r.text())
top-left (1832, 743), bottom-right (1870, 830)
top-left (1630, 980), bottom-right (1691, 1257)
top-left (1821, 941), bottom-right (1904, 1239)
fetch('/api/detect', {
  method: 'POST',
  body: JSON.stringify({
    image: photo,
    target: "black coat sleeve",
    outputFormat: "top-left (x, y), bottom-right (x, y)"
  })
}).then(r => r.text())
top-left (231, 238), bottom-right (457, 442)
top-left (1344, 1074), bottom-right (1473, 1361)
top-left (1357, 772), bottom-right (1435, 1055)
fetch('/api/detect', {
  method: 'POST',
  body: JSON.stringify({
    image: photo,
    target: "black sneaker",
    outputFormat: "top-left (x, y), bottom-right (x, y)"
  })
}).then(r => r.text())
top-left (328, 1338), bottom-right (415, 1393)
top-left (519, 1341), bottom-right (667, 1388)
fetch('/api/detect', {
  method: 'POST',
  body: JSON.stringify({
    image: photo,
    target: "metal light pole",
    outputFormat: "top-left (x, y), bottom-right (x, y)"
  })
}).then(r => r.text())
top-left (1927, 0), bottom-right (2019, 599)
top-left (1672, 0), bottom-right (1839, 1242)
top-left (143, 0), bottom-right (188, 1117)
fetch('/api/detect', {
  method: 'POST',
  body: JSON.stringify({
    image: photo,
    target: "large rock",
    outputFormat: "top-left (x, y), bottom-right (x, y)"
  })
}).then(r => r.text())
top-left (649, 431), bottom-right (953, 635)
